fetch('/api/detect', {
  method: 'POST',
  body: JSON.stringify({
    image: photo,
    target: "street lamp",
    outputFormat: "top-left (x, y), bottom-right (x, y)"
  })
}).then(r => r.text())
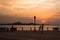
top-left (34, 16), bottom-right (36, 32)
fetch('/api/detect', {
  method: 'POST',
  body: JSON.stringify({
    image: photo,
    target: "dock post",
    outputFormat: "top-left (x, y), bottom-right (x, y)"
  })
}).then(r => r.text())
top-left (30, 27), bottom-right (32, 31)
top-left (47, 27), bottom-right (49, 31)
top-left (22, 27), bottom-right (23, 31)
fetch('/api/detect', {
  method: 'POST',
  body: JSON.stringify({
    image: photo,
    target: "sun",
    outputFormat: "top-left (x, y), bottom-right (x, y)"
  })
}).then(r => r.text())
top-left (42, 20), bottom-right (45, 24)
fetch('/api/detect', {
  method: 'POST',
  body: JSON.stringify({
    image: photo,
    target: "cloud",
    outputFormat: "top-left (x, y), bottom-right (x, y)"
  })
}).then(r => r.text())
top-left (0, 0), bottom-right (60, 24)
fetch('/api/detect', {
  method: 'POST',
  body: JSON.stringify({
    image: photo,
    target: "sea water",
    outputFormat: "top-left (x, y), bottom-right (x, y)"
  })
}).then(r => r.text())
top-left (0, 25), bottom-right (60, 31)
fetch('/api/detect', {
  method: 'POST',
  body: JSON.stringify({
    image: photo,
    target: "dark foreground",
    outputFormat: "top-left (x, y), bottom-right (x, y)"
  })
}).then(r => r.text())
top-left (0, 31), bottom-right (60, 40)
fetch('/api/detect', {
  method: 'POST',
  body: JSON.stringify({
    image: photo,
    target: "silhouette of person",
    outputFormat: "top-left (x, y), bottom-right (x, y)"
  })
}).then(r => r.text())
top-left (39, 26), bottom-right (41, 31)
top-left (10, 26), bottom-right (14, 31)
top-left (41, 24), bottom-right (44, 34)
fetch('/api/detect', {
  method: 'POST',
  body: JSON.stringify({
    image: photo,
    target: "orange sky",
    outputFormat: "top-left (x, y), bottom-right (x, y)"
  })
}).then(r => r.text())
top-left (0, 0), bottom-right (60, 24)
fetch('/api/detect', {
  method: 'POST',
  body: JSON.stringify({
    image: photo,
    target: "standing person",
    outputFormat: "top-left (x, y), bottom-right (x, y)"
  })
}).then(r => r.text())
top-left (41, 20), bottom-right (45, 34)
top-left (41, 24), bottom-right (44, 34)
top-left (39, 26), bottom-right (41, 31)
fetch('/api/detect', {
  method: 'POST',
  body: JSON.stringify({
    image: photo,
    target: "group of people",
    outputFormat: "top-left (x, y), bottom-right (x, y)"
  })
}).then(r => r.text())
top-left (0, 26), bottom-right (17, 31)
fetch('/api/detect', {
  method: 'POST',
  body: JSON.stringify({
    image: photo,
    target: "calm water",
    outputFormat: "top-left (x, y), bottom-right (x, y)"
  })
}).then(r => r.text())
top-left (0, 25), bottom-right (60, 31)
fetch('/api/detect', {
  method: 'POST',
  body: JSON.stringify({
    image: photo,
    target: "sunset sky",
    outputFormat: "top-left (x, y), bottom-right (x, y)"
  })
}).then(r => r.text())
top-left (0, 0), bottom-right (60, 24)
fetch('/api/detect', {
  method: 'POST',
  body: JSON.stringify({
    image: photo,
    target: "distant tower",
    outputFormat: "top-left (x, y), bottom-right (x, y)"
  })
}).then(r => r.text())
top-left (34, 16), bottom-right (36, 31)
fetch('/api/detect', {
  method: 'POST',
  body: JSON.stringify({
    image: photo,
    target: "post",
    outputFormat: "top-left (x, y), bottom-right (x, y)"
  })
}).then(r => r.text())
top-left (22, 27), bottom-right (23, 31)
top-left (47, 27), bottom-right (49, 31)
top-left (30, 27), bottom-right (32, 31)
top-left (34, 16), bottom-right (36, 32)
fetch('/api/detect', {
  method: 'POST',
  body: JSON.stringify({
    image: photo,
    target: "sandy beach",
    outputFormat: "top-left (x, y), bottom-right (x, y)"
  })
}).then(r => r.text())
top-left (0, 31), bottom-right (60, 40)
